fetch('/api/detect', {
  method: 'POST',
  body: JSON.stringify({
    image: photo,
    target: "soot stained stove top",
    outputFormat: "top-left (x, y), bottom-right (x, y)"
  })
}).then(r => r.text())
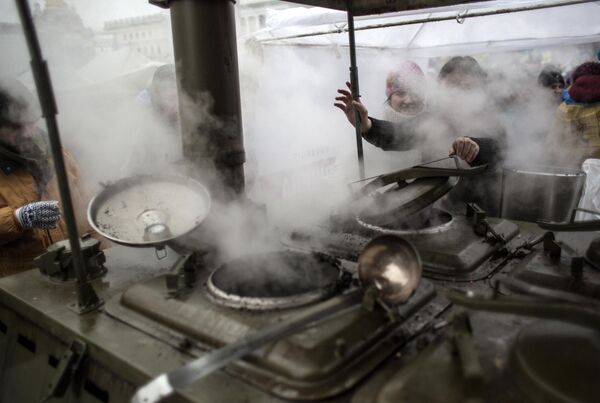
top-left (505, 231), bottom-right (600, 300)
top-left (105, 250), bottom-right (447, 401)
top-left (285, 207), bottom-right (519, 281)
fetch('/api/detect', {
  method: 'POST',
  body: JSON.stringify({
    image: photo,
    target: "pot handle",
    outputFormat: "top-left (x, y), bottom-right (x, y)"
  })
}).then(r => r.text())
top-left (538, 207), bottom-right (600, 231)
top-left (447, 279), bottom-right (600, 332)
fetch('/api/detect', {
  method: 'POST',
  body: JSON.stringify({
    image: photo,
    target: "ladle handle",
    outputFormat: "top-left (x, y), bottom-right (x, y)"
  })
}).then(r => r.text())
top-left (447, 290), bottom-right (600, 332)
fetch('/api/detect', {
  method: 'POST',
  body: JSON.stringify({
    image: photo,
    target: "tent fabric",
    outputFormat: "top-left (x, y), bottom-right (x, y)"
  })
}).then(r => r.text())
top-left (254, 1), bottom-right (600, 57)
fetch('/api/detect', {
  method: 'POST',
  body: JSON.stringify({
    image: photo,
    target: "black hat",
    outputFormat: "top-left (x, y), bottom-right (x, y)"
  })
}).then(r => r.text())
top-left (438, 56), bottom-right (487, 82)
top-left (537, 65), bottom-right (565, 88)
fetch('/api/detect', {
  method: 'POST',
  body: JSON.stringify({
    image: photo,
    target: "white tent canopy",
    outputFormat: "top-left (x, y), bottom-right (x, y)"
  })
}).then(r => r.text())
top-left (254, 0), bottom-right (600, 57)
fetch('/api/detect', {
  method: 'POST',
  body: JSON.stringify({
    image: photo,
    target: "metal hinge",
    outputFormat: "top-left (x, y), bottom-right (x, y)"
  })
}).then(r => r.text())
top-left (41, 339), bottom-right (87, 402)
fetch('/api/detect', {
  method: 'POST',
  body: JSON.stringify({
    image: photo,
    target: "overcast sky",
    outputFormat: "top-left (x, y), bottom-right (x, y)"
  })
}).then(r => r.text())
top-left (0, 0), bottom-right (168, 28)
top-left (69, 0), bottom-right (167, 28)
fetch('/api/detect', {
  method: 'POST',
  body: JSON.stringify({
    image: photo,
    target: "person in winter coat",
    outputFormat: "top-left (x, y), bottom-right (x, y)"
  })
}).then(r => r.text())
top-left (537, 64), bottom-right (566, 105)
top-left (334, 56), bottom-right (505, 215)
top-left (0, 79), bottom-right (92, 277)
top-left (549, 61), bottom-right (600, 166)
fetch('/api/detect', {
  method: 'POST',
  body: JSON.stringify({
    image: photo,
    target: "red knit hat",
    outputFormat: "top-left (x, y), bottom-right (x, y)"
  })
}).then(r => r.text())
top-left (569, 61), bottom-right (600, 104)
top-left (385, 61), bottom-right (426, 99)
top-left (571, 61), bottom-right (600, 83)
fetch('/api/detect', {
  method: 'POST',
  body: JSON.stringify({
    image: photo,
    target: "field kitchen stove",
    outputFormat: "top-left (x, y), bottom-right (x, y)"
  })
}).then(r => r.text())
top-left (85, 175), bottom-right (447, 401)
top-left (285, 158), bottom-right (519, 281)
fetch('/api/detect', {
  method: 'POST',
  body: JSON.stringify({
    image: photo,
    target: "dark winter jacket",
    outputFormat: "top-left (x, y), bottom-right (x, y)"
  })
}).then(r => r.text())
top-left (362, 114), bottom-right (505, 216)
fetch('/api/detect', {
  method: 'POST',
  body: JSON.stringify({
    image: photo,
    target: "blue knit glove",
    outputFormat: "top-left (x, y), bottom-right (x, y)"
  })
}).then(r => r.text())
top-left (15, 201), bottom-right (61, 230)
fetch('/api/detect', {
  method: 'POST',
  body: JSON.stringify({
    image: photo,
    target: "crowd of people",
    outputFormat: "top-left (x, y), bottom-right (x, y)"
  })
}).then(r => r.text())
top-left (334, 55), bottom-right (600, 215)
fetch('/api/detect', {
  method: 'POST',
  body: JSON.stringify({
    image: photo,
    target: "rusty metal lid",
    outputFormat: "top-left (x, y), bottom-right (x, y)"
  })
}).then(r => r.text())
top-left (356, 176), bottom-right (458, 226)
top-left (351, 157), bottom-right (473, 225)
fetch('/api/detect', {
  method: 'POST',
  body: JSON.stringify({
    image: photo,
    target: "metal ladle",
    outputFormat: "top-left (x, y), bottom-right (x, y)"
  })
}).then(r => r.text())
top-left (131, 235), bottom-right (422, 403)
top-left (358, 235), bottom-right (422, 306)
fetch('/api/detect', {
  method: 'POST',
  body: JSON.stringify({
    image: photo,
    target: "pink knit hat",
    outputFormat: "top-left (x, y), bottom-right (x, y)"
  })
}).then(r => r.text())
top-left (385, 61), bottom-right (426, 99)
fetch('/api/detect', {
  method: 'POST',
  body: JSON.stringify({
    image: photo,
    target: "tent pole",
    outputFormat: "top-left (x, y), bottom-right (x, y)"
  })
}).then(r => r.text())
top-left (15, 0), bottom-right (102, 314)
top-left (347, 0), bottom-right (365, 180)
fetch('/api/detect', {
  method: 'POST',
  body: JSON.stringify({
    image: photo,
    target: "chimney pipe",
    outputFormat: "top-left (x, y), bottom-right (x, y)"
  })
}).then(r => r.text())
top-left (157, 0), bottom-right (246, 200)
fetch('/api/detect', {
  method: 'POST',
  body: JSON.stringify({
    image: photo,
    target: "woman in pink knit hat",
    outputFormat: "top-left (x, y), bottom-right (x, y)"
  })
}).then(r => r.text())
top-left (383, 60), bottom-right (427, 122)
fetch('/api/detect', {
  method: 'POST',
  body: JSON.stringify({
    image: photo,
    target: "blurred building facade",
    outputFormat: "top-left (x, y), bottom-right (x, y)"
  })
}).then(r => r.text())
top-left (237, 0), bottom-right (297, 36)
top-left (101, 13), bottom-right (172, 62)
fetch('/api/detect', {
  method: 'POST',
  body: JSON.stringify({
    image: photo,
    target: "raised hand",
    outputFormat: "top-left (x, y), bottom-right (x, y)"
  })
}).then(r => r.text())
top-left (15, 200), bottom-right (61, 230)
top-left (334, 81), bottom-right (372, 133)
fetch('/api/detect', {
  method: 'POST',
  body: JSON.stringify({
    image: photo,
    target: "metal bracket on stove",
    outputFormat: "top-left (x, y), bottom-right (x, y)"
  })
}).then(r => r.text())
top-left (41, 339), bottom-right (87, 402)
top-left (451, 313), bottom-right (484, 397)
top-left (541, 232), bottom-right (585, 277)
top-left (466, 203), bottom-right (505, 243)
top-left (165, 254), bottom-right (198, 297)
top-left (362, 286), bottom-right (399, 322)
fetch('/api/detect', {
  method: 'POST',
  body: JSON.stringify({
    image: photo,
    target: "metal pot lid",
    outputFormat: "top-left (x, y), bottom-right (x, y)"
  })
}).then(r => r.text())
top-left (88, 175), bottom-right (211, 247)
top-left (356, 176), bottom-right (458, 225)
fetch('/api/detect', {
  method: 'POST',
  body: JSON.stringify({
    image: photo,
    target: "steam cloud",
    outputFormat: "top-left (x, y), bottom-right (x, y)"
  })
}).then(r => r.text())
top-left (1, 1), bottom-right (599, 262)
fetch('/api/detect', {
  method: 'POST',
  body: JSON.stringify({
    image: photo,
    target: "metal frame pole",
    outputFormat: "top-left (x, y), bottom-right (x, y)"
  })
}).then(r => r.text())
top-left (347, 0), bottom-right (365, 180)
top-left (14, 0), bottom-right (102, 313)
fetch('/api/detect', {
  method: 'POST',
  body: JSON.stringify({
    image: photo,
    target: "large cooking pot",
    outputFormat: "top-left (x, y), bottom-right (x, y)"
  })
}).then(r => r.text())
top-left (500, 165), bottom-right (586, 222)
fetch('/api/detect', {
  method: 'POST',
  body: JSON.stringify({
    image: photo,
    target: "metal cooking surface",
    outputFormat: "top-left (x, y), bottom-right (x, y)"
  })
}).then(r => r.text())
top-left (106, 260), bottom-right (442, 400)
top-left (286, 214), bottom-right (519, 280)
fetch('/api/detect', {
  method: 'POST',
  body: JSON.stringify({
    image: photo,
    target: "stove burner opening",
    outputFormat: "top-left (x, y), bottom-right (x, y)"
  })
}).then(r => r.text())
top-left (208, 251), bottom-right (341, 310)
top-left (359, 207), bottom-right (453, 234)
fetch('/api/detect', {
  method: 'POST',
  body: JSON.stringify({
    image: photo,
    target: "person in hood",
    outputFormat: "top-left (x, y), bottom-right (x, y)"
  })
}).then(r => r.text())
top-left (126, 64), bottom-right (182, 175)
top-left (334, 56), bottom-right (505, 215)
top-left (537, 65), bottom-right (566, 104)
top-left (549, 61), bottom-right (600, 166)
top-left (137, 64), bottom-right (179, 126)
top-left (0, 79), bottom-right (92, 277)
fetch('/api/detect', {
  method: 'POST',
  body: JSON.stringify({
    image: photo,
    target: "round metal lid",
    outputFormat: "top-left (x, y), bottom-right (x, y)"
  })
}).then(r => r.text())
top-left (88, 175), bottom-right (211, 247)
top-left (356, 176), bottom-right (458, 226)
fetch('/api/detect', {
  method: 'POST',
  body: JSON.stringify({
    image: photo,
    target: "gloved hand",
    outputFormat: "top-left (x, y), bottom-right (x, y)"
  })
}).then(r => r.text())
top-left (14, 200), bottom-right (61, 230)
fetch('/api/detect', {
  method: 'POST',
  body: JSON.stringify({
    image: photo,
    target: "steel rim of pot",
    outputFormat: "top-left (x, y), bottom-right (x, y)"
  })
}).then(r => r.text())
top-left (206, 273), bottom-right (339, 311)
